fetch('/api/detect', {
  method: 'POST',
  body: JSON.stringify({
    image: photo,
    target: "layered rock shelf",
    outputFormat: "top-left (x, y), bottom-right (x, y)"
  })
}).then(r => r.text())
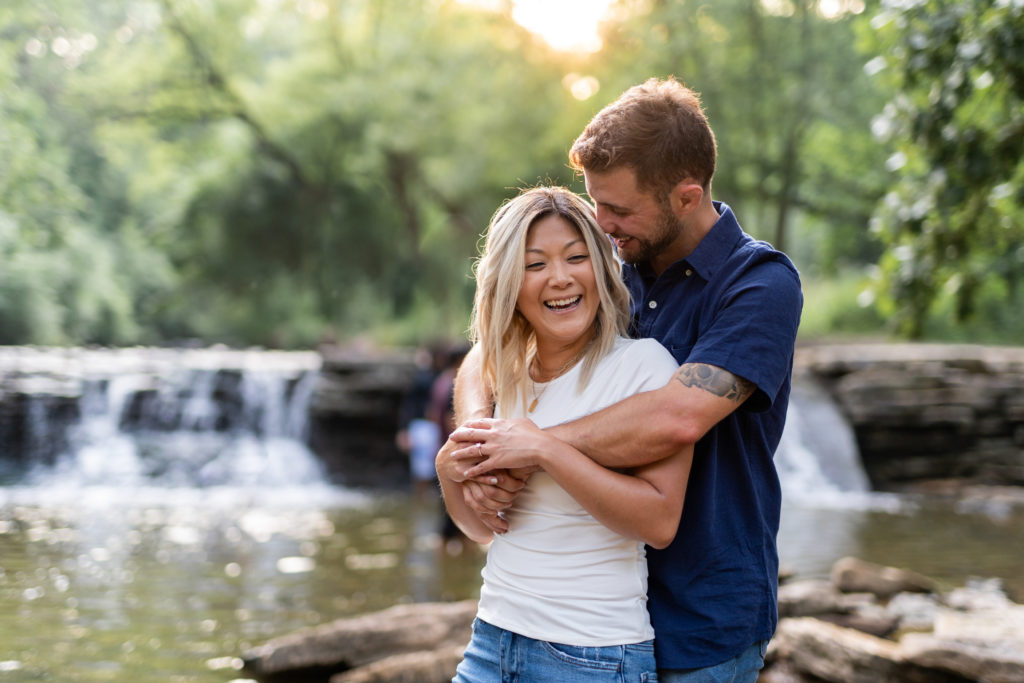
top-left (308, 348), bottom-right (418, 488)
top-left (795, 343), bottom-right (1024, 490)
top-left (239, 557), bottom-right (1024, 683)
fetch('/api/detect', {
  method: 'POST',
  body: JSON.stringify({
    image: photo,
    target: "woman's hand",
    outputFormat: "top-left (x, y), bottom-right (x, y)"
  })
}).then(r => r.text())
top-left (450, 418), bottom-right (549, 478)
top-left (437, 433), bottom-right (530, 535)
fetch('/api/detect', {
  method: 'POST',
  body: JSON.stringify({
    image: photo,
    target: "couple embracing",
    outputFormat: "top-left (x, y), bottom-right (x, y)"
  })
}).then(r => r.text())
top-left (436, 77), bottom-right (803, 683)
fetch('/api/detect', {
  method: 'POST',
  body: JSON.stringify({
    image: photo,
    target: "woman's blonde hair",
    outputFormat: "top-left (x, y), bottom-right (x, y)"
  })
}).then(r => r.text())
top-left (471, 186), bottom-right (630, 414)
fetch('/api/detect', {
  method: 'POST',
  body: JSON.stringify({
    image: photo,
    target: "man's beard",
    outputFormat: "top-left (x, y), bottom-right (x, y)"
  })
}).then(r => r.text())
top-left (617, 205), bottom-right (682, 266)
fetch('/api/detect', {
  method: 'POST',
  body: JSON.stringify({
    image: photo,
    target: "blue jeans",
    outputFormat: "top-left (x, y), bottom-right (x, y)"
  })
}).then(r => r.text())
top-left (453, 618), bottom-right (658, 682)
top-left (658, 639), bottom-right (768, 683)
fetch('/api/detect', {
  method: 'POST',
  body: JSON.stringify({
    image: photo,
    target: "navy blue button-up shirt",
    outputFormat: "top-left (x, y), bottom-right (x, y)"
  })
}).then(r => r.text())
top-left (623, 202), bottom-right (802, 668)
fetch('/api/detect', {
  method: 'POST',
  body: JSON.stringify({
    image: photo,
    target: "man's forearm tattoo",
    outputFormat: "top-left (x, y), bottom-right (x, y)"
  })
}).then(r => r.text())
top-left (674, 363), bottom-right (755, 402)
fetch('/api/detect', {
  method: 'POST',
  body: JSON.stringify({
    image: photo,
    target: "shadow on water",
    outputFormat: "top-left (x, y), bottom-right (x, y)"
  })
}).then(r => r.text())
top-left (0, 351), bottom-right (1022, 680)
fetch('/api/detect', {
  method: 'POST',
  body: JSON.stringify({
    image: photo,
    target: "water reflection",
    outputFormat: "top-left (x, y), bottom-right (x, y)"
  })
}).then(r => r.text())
top-left (1, 487), bottom-right (1023, 681)
top-left (0, 493), bottom-right (485, 682)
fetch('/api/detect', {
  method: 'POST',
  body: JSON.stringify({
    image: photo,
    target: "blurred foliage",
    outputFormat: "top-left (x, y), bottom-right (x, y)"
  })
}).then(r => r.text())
top-left (0, 0), bottom-right (1019, 347)
top-left (797, 269), bottom-right (888, 340)
top-left (867, 0), bottom-right (1024, 338)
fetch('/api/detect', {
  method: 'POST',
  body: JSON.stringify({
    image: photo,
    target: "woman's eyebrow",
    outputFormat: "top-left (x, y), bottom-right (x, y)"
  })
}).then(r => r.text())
top-left (525, 238), bottom-right (583, 254)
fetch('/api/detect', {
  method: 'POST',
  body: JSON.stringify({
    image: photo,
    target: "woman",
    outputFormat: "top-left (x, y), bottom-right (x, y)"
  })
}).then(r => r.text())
top-left (439, 187), bottom-right (693, 682)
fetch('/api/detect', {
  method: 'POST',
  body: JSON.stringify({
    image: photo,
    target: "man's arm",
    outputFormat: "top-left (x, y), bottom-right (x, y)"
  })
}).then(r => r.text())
top-left (456, 362), bottom-right (754, 474)
top-left (452, 417), bottom-right (693, 548)
top-left (552, 362), bottom-right (755, 468)
top-left (435, 460), bottom-right (495, 545)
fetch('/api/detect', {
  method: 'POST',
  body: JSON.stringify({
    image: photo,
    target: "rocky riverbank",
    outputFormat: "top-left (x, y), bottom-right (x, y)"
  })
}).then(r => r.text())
top-left (238, 556), bottom-right (1024, 682)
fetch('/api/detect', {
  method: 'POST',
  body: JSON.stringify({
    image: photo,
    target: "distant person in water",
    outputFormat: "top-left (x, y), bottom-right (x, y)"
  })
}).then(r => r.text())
top-left (438, 186), bottom-right (692, 682)
top-left (396, 346), bottom-right (442, 499)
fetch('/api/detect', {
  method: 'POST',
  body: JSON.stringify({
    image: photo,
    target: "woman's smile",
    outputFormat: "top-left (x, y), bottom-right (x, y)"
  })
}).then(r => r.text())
top-left (545, 294), bottom-right (582, 311)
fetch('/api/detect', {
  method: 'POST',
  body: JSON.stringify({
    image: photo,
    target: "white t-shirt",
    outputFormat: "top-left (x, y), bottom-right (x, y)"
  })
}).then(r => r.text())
top-left (476, 336), bottom-right (679, 646)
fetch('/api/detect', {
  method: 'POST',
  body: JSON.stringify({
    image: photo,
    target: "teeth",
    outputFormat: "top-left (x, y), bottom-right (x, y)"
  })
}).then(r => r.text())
top-left (546, 295), bottom-right (581, 309)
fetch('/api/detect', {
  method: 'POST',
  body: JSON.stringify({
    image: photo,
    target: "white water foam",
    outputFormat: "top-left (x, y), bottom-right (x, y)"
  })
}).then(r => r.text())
top-left (1, 348), bottom-right (364, 510)
top-left (776, 375), bottom-right (904, 511)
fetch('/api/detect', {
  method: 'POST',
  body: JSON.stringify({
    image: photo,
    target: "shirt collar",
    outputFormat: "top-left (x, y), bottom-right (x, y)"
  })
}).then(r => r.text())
top-left (629, 201), bottom-right (743, 283)
top-left (685, 201), bottom-right (743, 281)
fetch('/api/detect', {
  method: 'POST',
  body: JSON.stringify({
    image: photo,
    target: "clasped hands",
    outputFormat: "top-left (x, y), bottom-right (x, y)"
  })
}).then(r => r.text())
top-left (437, 417), bottom-right (547, 534)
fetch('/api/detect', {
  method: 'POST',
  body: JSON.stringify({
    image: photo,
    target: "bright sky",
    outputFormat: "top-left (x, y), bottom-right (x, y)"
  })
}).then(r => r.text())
top-left (459, 0), bottom-right (616, 53)
top-left (511, 0), bottom-right (615, 53)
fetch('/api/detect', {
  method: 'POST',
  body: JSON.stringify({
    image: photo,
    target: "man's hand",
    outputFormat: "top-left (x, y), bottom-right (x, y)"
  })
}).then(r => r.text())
top-left (450, 418), bottom-right (549, 479)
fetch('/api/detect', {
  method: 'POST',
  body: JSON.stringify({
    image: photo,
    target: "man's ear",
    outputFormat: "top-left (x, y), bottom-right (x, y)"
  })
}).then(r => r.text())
top-left (669, 180), bottom-right (704, 217)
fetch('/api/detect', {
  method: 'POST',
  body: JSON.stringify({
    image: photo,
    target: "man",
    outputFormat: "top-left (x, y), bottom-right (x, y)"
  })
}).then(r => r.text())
top-left (437, 77), bottom-right (802, 681)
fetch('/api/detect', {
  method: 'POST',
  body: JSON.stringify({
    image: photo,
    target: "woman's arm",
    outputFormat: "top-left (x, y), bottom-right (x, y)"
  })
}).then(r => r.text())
top-left (543, 439), bottom-right (692, 549)
top-left (436, 448), bottom-right (495, 545)
top-left (452, 420), bottom-right (692, 548)
top-left (435, 343), bottom-right (531, 535)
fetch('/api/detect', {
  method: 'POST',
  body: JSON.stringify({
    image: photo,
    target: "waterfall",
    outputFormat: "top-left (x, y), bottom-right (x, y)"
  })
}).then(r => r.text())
top-left (0, 347), bottom-right (352, 506)
top-left (776, 374), bottom-right (883, 507)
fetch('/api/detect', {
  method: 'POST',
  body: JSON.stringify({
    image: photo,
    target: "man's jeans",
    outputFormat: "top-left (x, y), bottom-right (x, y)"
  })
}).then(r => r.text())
top-left (453, 618), bottom-right (658, 682)
top-left (659, 639), bottom-right (768, 683)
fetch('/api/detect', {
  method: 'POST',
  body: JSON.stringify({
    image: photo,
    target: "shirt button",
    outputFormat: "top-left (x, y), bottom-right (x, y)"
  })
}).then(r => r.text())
top-left (648, 300), bottom-right (658, 309)
top-left (685, 269), bottom-right (693, 277)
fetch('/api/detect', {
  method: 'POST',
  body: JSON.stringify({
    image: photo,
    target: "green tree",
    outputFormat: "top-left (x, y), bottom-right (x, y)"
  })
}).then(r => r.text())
top-left (0, 0), bottom-right (171, 345)
top-left (868, 0), bottom-right (1024, 338)
top-left (76, 0), bottom-right (588, 346)
top-left (1, 0), bottom-right (912, 347)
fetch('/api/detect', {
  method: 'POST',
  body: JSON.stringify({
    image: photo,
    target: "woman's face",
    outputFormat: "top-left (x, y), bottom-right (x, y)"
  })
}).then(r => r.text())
top-left (516, 214), bottom-right (599, 355)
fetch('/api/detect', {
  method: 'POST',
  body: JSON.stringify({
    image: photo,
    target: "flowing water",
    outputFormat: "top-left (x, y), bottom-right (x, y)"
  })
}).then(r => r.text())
top-left (0, 350), bottom-right (1021, 681)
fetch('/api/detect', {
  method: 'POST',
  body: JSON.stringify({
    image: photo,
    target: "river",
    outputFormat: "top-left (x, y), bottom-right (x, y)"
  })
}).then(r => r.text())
top-left (0, 350), bottom-right (1021, 681)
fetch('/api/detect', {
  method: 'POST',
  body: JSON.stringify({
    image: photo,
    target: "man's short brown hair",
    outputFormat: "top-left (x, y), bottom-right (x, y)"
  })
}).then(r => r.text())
top-left (569, 77), bottom-right (717, 194)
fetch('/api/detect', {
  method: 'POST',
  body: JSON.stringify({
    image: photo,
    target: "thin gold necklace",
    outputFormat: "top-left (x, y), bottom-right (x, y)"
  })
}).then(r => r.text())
top-left (527, 346), bottom-right (589, 413)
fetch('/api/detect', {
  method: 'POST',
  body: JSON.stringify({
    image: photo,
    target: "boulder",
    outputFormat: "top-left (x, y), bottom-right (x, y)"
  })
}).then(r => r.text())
top-left (900, 604), bottom-right (1024, 683)
top-left (241, 600), bottom-right (475, 683)
top-left (884, 592), bottom-right (941, 632)
top-left (778, 579), bottom-right (850, 617)
top-left (329, 644), bottom-right (466, 683)
top-left (818, 606), bottom-right (899, 639)
top-left (831, 556), bottom-right (937, 599)
top-left (771, 617), bottom-right (901, 682)
top-left (764, 559), bottom-right (1024, 683)
top-left (944, 577), bottom-right (1014, 611)
top-left (778, 579), bottom-right (879, 622)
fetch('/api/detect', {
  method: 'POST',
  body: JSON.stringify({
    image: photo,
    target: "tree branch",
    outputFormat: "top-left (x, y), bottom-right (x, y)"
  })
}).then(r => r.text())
top-left (156, 0), bottom-right (313, 189)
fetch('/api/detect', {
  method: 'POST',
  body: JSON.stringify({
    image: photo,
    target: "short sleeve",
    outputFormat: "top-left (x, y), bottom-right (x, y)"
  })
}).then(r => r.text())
top-left (685, 259), bottom-right (802, 411)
